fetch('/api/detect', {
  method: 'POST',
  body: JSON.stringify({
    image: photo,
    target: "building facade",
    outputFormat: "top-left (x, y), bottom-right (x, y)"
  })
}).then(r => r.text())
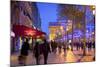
top-left (32, 3), bottom-right (41, 30)
top-left (11, 1), bottom-right (41, 53)
top-left (11, 1), bottom-right (41, 28)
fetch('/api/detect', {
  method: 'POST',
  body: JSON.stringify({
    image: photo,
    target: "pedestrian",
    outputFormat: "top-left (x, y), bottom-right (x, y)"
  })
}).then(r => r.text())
top-left (33, 40), bottom-right (41, 65)
top-left (76, 42), bottom-right (79, 51)
top-left (53, 41), bottom-right (57, 53)
top-left (63, 45), bottom-right (66, 53)
top-left (42, 39), bottom-right (51, 64)
top-left (18, 38), bottom-right (30, 65)
top-left (81, 42), bottom-right (84, 50)
top-left (58, 43), bottom-right (62, 54)
top-left (50, 40), bottom-right (54, 52)
top-left (92, 41), bottom-right (95, 49)
top-left (88, 41), bottom-right (92, 51)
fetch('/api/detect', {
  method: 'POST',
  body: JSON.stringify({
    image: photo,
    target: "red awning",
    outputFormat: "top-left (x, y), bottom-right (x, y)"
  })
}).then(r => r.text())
top-left (12, 24), bottom-right (46, 38)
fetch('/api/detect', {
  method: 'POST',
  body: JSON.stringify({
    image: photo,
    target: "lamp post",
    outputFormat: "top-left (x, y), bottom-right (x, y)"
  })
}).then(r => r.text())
top-left (91, 5), bottom-right (95, 15)
top-left (91, 5), bottom-right (95, 43)
top-left (67, 20), bottom-right (73, 50)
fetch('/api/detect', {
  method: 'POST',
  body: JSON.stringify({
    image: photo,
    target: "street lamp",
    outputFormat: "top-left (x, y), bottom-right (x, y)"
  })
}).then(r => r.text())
top-left (90, 5), bottom-right (95, 15)
top-left (86, 30), bottom-right (89, 33)
top-left (67, 19), bottom-right (73, 51)
top-left (92, 32), bottom-right (94, 35)
top-left (91, 5), bottom-right (95, 42)
top-left (92, 10), bottom-right (95, 15)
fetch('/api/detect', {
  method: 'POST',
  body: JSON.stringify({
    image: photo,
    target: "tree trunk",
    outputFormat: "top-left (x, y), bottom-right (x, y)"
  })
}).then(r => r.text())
top-left (83, 6), bottom-right (86, 56)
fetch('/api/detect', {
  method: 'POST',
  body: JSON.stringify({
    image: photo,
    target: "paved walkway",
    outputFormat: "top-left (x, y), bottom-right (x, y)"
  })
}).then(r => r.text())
top-left (11, 48), bottom-right (95, 66)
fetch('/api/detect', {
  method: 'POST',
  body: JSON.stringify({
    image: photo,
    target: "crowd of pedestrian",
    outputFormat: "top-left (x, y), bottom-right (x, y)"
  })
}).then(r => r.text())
top-left (18, 37), bottom-right (95, 65)
top-left (18, 36), bottom-right (51, 65)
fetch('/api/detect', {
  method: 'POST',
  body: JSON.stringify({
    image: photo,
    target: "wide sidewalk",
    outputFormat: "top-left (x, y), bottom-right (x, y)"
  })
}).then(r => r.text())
top-left (11, 47), bottom-right (95, 66)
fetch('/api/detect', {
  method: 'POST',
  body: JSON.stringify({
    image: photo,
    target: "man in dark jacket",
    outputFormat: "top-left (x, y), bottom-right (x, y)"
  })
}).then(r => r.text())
top-left (34, 41), bottom-right (40, 65)
top-left (34, 38), bottom-right (50, 65)
top-left (42, 39), bottom-right (50, 64)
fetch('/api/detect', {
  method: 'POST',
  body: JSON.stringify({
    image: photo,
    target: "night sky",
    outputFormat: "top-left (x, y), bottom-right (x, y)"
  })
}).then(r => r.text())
top-left (37, 2), bottom-right (58, 35)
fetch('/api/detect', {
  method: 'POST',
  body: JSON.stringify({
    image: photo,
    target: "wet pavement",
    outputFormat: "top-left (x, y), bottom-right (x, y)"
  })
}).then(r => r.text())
top-left (11, 47), bottom-right (95, 66)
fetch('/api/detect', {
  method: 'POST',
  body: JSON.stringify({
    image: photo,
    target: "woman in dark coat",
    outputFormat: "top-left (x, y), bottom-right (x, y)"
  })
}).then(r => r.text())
top-left (19, 38), bottom-right (30, 65)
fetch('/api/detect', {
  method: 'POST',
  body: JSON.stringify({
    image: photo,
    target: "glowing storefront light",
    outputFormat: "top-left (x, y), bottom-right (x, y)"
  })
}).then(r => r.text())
top-left (25, 30), bottom-right (35, 36)
top-left (68, 20), bottom-right (72, 23)
top-left (60, 26), bottom-right (63, 30)
top-left (66, 28), bottom-right (69, 31)
top-left (19, 37), bottom-right (23, 49)
top-left (29, 38), bottom-right (32, 44)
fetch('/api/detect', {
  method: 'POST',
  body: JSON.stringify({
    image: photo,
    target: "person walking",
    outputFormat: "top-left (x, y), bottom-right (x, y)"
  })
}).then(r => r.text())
top-left (42, 39), bottom-right (50, 64)
top-left (19, 38), bottom-right (30, 65)
top-left (33, 40), bottom-right (41, 65)
top-left (50, 40), bottom-right (54, 52)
